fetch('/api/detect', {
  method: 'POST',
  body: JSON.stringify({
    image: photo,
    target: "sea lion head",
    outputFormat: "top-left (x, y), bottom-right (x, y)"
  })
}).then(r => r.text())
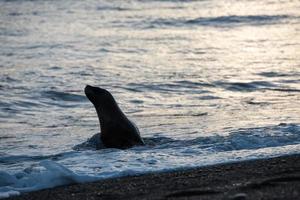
top-left (84, 85), bottom-right (118, 114)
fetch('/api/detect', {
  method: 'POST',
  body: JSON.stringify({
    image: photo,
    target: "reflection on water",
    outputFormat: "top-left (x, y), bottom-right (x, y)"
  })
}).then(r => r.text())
top-left (0, 0), bottom-right (300, 196)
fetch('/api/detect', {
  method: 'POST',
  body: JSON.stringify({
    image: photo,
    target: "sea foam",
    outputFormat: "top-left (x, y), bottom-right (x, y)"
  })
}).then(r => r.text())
top-left (0, 161), bottom-right (98, 199)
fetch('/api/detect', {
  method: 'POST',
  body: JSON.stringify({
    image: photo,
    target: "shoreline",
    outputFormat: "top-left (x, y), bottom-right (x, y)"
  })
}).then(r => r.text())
top-left (9, 154), bottom-right (300, 200)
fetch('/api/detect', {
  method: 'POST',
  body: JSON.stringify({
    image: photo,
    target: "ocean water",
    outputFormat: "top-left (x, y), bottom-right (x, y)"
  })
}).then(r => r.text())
top-left (0, 0), bottom-right (300, 198)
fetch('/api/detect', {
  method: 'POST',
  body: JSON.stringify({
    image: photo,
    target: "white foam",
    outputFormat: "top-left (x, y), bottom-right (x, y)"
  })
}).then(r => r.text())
top-left (0, 191), bottom-right (20, 199)
top-left (0, 161), bottom-right (99, 199)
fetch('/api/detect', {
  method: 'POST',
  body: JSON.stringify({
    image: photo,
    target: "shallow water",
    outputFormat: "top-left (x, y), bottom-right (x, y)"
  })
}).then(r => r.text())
top-left (0, 0), bottom-right (300, 198)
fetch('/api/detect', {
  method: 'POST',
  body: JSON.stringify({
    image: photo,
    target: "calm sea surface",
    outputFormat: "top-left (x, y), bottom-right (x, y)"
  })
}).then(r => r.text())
top-left (0, 0), bottom-right (300, 197)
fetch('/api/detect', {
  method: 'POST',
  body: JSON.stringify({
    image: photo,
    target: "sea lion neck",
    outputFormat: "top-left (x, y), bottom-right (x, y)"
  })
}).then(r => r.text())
top-left (94, 102), bottom-right (127, 131)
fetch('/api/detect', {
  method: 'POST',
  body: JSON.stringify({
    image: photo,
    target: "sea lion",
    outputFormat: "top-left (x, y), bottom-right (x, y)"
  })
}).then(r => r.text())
top-left (84, 85), bottom-right (145, 149)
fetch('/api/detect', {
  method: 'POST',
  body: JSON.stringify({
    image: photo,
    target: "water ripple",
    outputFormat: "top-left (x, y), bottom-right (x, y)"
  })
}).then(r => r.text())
top-left (145, 14), bottom-right (296, 28)
top-left (186, 15), bottom-right (293, 27)
top-left (257, 71), bottom-right (290, 77)
top-left (214, 80), bottom-right (299, 93)
top-left (96, 6), bottom-right (131, 11)
top-left (214, 80), bottom-right (276, 92)
top-left (41, 91), bottom-right (86, 102)
top-left (123, 81), bottom-right (212, 93)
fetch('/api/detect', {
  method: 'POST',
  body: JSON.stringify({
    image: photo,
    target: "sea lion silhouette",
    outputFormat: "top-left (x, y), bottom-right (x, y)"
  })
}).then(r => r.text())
top-left (84, 85), bottom-right (145, 149)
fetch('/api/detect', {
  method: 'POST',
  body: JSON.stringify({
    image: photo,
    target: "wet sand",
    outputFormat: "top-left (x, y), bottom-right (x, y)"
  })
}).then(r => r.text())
top-left (9, 154), bottom-right (300, 200)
